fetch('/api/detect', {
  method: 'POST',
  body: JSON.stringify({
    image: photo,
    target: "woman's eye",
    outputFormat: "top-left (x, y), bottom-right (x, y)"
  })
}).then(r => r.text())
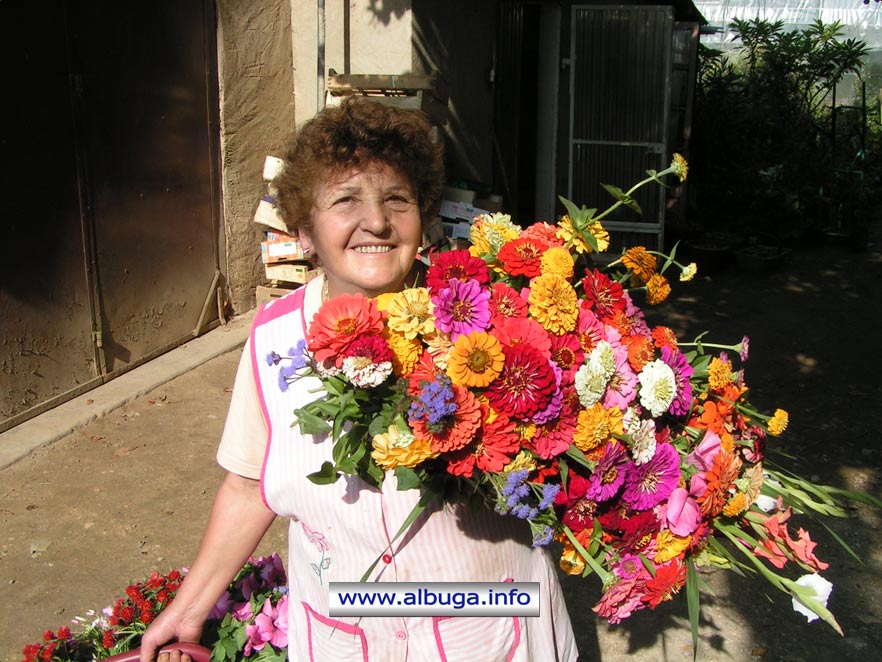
top-left (385, 195), bottom-right (413, 209)
top-left (332, 196), bottom-right (355, 206)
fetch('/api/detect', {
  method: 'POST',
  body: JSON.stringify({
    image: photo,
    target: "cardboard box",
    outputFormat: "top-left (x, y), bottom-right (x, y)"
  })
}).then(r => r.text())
top-left (253, 196), bottom-right (288, 233)
top-left (256, 284), bottom-right (296, 305)
top-left (442, 221), bottom-right (472, 241)
top-left (264, 262), bottom-right (321, 284)
top-left (261, 240), bottom-right (305, 263)
top-left (439, 200), bottom-right (488, 223)
top-left (262, 155), bottom-right (285, 181)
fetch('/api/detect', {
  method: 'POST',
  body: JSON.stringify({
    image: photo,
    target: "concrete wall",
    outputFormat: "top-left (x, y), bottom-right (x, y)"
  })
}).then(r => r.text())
top-left (217, 0), bottom-right (295, 314)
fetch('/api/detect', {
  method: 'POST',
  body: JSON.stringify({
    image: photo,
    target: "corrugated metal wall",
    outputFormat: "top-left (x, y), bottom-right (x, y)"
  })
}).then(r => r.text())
top-left (569, 5), bottom-right (673, 251)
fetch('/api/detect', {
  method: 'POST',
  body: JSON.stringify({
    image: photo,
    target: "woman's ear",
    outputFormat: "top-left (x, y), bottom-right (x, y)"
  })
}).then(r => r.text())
top-left (298, 230), bottom-right (314, 258)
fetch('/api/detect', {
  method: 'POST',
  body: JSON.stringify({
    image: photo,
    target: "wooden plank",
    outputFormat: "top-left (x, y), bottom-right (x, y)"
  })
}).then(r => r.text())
top-left (327, 69), bottom-right (448, 102)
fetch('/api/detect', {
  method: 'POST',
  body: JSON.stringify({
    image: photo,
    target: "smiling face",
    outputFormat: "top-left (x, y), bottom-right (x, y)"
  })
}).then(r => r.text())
top-left (300, 161), bottom-right (422, 299)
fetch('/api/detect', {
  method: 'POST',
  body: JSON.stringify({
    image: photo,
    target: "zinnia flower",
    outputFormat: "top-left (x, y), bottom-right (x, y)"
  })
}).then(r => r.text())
top-left (637, 359), bottom-right (677, 417)
top-left (679, 262), bottom-right (698, 281)
top-left (432, 278), bottom-right (492, 339)
top-left (621, 246), bottom-right (657, 284)
top-left (340, 335), bottom-right (394, 387)
top-left (384, 287), bottom-right (435, 339)
top-left (486, 344), bottom-right (556, 419)
top-left (446, 331), bottom-right (505, 388)
top-left (528, 273), bottom-right (579, 335)
top-left (640, 558), bottom-right (687, 608)
top-left (707, 356), bottom-right (733, 391)
top-left (540, 246), bottom-right (575, 279)
top-left (660, 346), bottom-right (693, 416)
top-left (645, 273), bottom-right (671, 305)
top-left (426, 249), bottom-right (490, 291)
top-left (622, 442), bottom-right (680, 510)
top-left (498, 237), bottom-right (548, 277)
top-left (768, 408), bottom-right (789, 436)
top-left (670, 153), bottom-right (688, 182)
top-left (488, 282), bottom-right (528, 326)
top-left (573, 403), bottom-right (623, 454)
top-left (581, 269), bottom-right (627, 320)
top-left (307, 293), bottom-right (384, 364)
top-left (411, 384), bottom-right (482, 453)
top-left (371, 424), bottom-right (436, 469)
top-left (586, 441), bottom-right (630, 501)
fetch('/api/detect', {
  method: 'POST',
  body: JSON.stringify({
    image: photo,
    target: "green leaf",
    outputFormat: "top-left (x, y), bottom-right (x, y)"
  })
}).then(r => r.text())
top-left (395, 465), bottom-right (423, 490)
top-left (601, 183), bottom-right (627, 202)
top-left (295, 409), bottom-right (332, 435)
top-left (307, 461), bottom-right (340, 485)
top-left (686, 559), bottom-right (700, 662)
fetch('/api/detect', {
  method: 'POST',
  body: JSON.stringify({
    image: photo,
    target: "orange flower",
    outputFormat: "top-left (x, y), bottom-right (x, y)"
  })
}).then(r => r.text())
top-left (621, 246), bottom-right (657, 284)
top-left (573, 403), bottom-right (624, 453)
top-left (307, 293), bottom-right (384, 364)
top-left (768, 408), bottom-right (789, 436)
top-left (446, 331), bottom-right (505, 388)
top-left (651, 325), bottom-right (678, 350)
top-left (626, 334), bottom-right (655, 372)
top-left (645, 273), bottom-right (671, 305)
top-left (697, 449), bottom-right (742, 517)
top-left (641, 558), bottom-right (687, 608)
top-left (707, 357), bottom-right (733, 392)
top-left (410, 384), bottom-right (482, 454)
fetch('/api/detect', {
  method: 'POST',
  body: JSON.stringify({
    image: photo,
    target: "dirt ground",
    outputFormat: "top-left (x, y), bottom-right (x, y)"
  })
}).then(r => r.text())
top-left (2, 220), bottom-right (882, 662)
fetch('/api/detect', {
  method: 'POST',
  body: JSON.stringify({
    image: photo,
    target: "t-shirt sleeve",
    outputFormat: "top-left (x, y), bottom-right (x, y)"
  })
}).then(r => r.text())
top-left (216, 337), bottom-right (267, 479)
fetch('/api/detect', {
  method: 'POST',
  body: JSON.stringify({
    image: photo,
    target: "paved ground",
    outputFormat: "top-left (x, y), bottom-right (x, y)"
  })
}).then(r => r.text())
top-left (2, 222), bottom-right (882, 662)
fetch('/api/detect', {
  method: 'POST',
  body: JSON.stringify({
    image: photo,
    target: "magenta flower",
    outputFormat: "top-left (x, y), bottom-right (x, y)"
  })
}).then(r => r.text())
top-left (232, 600), bottom-right (253, 622)
top-left (208, 591), bottom-right (233, 620)
top-left (270, 595), bottom-right (288, 648)
top-left (244, 599), bottom-right (282, 655)
top-left (622, 442), bottom-right (680, 510)
top-left (432, 278), bottom-right (491, 339)
top-left (586, 441), bottom-right (630, 502)
top-left (660, 346), bottom-right (693, 416)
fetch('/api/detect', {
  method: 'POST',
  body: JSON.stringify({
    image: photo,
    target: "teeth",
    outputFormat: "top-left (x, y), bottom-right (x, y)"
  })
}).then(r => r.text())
top-left (355, 245), bottom-right (392, 254)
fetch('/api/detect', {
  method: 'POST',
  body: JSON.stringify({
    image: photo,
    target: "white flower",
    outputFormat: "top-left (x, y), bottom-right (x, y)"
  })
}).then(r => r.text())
top-left (792, 574), bottom-right (833, 622)
top-left (637, 359), bottom-right (677, 417)
top-left (574, 362), bottom-right (607, 407)
top-left (315, 358), bottom-right (341, 378)
top-left (755, 474), bottom-right (784, 512)
top-left (679, 262), bottom-right (698, 281)
top-left (628, 418), bottom-right (657, 465)
top-left (341, 357), bottom-right (393, 387)
top-left (589, 340), bottom-right (616, 379)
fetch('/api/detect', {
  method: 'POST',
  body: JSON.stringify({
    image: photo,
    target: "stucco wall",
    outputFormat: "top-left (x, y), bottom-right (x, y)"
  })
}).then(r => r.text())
top-left (291, 1), bottom-right (414, 128)
top-left (217, 0), bottom-right (295, 314)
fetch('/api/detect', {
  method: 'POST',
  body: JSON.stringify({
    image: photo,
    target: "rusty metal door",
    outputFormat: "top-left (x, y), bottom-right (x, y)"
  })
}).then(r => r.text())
top-left (568, 5), bottom-right (673, 251)
top-left (0, 1), bottom-right (221, 433)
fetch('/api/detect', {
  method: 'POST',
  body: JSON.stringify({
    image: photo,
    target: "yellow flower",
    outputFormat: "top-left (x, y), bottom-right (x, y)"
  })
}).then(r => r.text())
top-left (621, 246), bottom-right (658, 284)
top-left (371, 425), bottom-right (437, 470)
top-left (469, 213), bottom-right (520, 257)
top-left (654, 530), bottom-right (691, 563)
top-left (385, 287), bottom-right (435, 340)
top-left (768, 408), bottom-right (789, 436)
top-left (679, 262), bottom-right (698, 282)
top-left (573, 403), bottom-right (624, 453)
top-left (446, 331), bottom-right (505, 388)
top-left (516, 421), bottom-right (536, 442)
top-left (556, 217), bottom-right (610, 254)
top-left (645, 273), bottom-right (671, 305)
top-left (670, 153), bottom-right (689, 182)
top-left (722, 492), bottom-right (749, 518)
top-left (707, 357), bottom-right (733, 391)
top-left (384, 329), bottom-right (422, 377)
top-left (504, 450), bottom-right (537, 473)
top-left (559, 540), bottom-right (586, 576)
top-left (540, 246), bottom-right (575, 279)
top-left (374, 292), bottom-right (396, 311)
top-left (528, 273), bottom-right (578, 335)
top-left (424, 332), bottom-right (454, 370)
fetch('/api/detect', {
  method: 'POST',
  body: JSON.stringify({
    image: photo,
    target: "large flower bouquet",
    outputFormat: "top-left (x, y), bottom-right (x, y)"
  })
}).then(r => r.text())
top-left (22, 555), bottom-right (289, 662)
top-left (276, 154), bottom-right (877, 642)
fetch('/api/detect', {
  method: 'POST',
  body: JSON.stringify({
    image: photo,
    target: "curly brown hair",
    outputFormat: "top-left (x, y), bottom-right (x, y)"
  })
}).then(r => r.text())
top-left (273, 97), bottom-right (444, 234)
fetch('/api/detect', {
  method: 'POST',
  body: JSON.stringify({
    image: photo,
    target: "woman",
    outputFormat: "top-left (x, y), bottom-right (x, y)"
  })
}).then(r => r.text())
top-left (141, 98), bottom-right (578, 662)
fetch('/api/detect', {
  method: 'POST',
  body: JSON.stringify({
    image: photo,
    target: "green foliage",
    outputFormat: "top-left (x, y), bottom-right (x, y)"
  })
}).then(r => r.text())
top-left (691, 19), bottom-right (870, 233)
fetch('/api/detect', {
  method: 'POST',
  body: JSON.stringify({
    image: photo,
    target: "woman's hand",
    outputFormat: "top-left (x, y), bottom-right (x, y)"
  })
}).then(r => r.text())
top-left (138, 603), bottom-right (203, 662)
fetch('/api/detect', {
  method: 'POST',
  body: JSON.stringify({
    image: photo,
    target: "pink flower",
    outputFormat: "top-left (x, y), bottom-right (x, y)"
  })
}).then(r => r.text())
top-left (622, 443), bottom-right (680, 510)
top-left (686, 430), bottom-right (721, 472)
top-left (244, 599), bottom-right (283, 655)
top-left (662, 486), bottom-right (702, 536)
top-left (661, 346), bottom-right (693, 416)
top-left (601, 345), bottom-right (638, 411)
top-left (270, 595), bottom-right (289, 648)
top-left (233, 600), bottom-right (252, 621)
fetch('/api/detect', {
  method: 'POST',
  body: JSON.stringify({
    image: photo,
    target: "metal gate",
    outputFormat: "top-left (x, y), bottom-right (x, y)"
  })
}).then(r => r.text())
top-left (0, 0), bottom-right (222, 433)
top-left (568, 5), bottom-right (673, 251)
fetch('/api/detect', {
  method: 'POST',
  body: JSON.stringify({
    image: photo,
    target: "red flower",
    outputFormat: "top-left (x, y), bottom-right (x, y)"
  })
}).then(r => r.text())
top-left (22, 644), bottom-right (41, 662)
top-left (549, 333), bottom-right (583, 385)
top-left (488, 282), bottom-right (528, 327)
top-left (307, 293), bottom-right (384, 364)
top-left (497, 237), bottom-right (548, 277)
top-left (40, 644), bottom-right (55, 662)
top-left (493, 317), bottom-right (552, 358)
top-left (146, 571), bottom-right (164, 590)
top-left (156, 589), bottom-right (170, 604)
top-left (57, 626), bottom-right (71, 641)
top-left (486, 344), bottom-right (556, 419)
top-left (426, 249), bottom-right (490, 291)
top-left (42, 631), bottom-right (53, 643)
top-left (141, 607), bottom-right (155, 624)
top-left (102, 631), bottom-right (115, 649)
top-left (581, 269), bottom-right (627, 321)
top-left (119, 605), bottom-right (135, 623)
top-left (529, 393), bottom-right (578, 459)
top-left (474, 412), bottom-right (520, 473)
top-left (641, 559), bottom-right (687, 608)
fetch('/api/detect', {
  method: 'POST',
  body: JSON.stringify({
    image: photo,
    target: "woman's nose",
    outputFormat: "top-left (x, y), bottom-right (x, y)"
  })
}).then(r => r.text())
top-left (360, 199), bottom-right (391, 233)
